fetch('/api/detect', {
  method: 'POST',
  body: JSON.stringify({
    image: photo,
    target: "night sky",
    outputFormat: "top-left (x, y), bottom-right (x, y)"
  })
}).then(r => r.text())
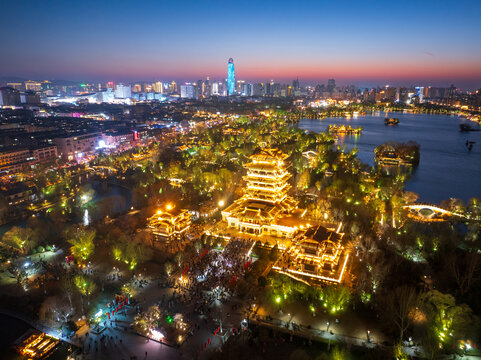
top-left (1, 0), bottom-right (480, 89)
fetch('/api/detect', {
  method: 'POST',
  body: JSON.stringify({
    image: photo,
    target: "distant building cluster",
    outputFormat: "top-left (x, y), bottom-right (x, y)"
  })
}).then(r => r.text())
top-left (1, 57), bottom-right (480, 109)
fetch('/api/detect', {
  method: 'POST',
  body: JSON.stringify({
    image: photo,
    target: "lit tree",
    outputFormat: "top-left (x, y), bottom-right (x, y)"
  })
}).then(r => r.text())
top-left (174, 251), bottom-right (184, 267)
top-left (193, 241), bottom-right (202, 254)
top-left (67, 227), bottom-right (95, 262)
top-left (164, 261), bottom-right (173, 277)
top-left (320, 285), bottom-right (352, 314)
top-left (331, 346), bottom-right (350, 360)
top-left (1, 226), bottom-right (36, 254)
top-left (74, 274), bottom-right (97, 314)
top-left (121, 283), bottom-right (134, 298)
top-left (112, 237), bottom-right (152, 270)
top-left (392, 342), bottom-right (409, 360)
top-left (419, 290), bottom-right (478, 348)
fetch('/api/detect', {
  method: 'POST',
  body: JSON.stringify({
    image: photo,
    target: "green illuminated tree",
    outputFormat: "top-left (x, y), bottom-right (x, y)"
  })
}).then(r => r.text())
top-left (67, 227), bottom-right (95, 262)
top-left (112, 235), bottom-right (152, 270)
top-left (331, 346), bottom-right (350, 360)
top-left (74, 274), bottom-right (97, 314)
top-left (320, 285), bottom-right (351, 314)
top-left (419, 290), bottom-right (478, 349)
top-left (1, 226), bottom-right (36, 254)
top-left (393, 342), bottom-right (409, 360)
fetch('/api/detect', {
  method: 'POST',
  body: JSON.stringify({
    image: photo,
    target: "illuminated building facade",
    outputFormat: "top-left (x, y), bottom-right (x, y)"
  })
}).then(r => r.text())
top-left (222, 148), bottom-right (303, 239)
top-left (180, 84), bottom-right (196, 99)
top-left (114, 84), bottom-right (131, 99)
top-left (273, 224), bottom-right (349, 285)
top-left (54, 132), bottom-right (101, 161)
top-left (24, 81), bottom-right (42, 92)
top-left (227, 58), bottom-right (235, 96)
top-left (148, 205), bottom-right (192, 241)
top-left (18, 331), bottom-right (59, 359)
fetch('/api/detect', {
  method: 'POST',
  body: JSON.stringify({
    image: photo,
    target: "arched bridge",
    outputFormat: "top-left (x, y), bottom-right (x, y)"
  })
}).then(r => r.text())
top-left (403, 204), bottom-right (465, 221)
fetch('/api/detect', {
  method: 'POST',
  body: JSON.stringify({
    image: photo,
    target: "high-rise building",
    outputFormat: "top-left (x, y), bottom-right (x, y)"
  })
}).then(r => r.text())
top-left (242, 83), bottom-right (251, 97)
top-left (24, 81), bottom-right (42, 92)
top-left (6, 83), bottom-right (23, 91)
top-left (114, 84), bottom-right (132, 99)
top-left (0, 87), bottom-right (21, 106)
top-left (252, 83), bottom-right (263, 97)
top-left (293, 78), bottom-right (300, 91)
top-left (97, 89), bottom-right (115, 103)
top-left (180, 84), bottom-right (195, 99)
top-left (415, 86), bottom-right (424, 103)
top-left (169, 81), bottom-right (177, 93)
top-left (196, 80), bottom-right (204, 99)
top-left (327, 79), bottom-right (336, 93)
top-left (153, 81), bottom-right (163, 93)
top-left (204, 77), bottom-right (211, 97)
top-left (131, 84), bottom-right (142, 93)
top-left (212, 82), bottom-right (219, 95)
top-left (227, 58), bottom-right (235, 96)
top-left (264, 82), bottom-right (271, 97)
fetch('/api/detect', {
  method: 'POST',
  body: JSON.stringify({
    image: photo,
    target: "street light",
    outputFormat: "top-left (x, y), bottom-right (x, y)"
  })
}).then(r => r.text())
top-left (218, 200), bottom-right (225, 207)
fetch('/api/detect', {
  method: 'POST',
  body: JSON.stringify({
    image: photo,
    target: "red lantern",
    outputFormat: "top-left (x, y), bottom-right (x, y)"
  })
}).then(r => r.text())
top-left (208, 338), bottom-right (211, 344)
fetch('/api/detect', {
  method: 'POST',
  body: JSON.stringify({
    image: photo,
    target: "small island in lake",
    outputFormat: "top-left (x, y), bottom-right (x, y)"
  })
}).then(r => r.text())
top-left (374, 141), bottom-right (420, 166)
top-left (384, 117), bottom-right (399, 125)
top-left (460, 123), bottom-right (481, 132)
top-left (327, 124), bottom-right (362, 134)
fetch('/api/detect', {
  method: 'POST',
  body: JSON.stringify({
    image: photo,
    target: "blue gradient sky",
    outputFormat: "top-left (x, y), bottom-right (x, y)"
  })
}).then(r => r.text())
top-left (1, 0), bottom-right (480, 89)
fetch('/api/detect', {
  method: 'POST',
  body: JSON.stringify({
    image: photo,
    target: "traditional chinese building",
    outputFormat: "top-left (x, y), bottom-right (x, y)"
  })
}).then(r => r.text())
top-left (17, 331), bottom-right (59, 359)
top-left (222, 148), bottom-right (305, 239)
top-left (148, 204), bottom-right (191, 241)
top-left (273, 224), bottom-right (349, 284)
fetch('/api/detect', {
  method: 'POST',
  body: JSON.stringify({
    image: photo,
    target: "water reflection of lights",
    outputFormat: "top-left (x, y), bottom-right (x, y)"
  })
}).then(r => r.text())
top-left (83, 209), bottom-right (90, 226)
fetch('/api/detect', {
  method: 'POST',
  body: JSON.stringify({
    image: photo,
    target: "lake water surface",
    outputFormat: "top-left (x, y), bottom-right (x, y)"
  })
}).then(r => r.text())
top-left (298, 113), bottom-right (481, 204)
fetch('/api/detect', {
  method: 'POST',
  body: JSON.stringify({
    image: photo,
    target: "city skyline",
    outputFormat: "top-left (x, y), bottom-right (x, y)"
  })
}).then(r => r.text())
top-left (1, 0), bottom-right (481, 90)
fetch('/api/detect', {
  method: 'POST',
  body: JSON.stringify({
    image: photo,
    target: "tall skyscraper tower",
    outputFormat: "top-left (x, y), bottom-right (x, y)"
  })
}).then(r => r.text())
top-left (327, 78), bottom-right (336, 93)
top-left (227, 58), bottom-right (235, 96)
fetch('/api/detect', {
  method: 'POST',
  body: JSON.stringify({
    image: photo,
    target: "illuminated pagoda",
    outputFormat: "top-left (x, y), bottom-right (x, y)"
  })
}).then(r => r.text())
top-left (274, 224), bottom-right (349, 284)
top-left (148, 204), bottom-right (191, 242)
top-left (222, 148), bottom-right (305, 240)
